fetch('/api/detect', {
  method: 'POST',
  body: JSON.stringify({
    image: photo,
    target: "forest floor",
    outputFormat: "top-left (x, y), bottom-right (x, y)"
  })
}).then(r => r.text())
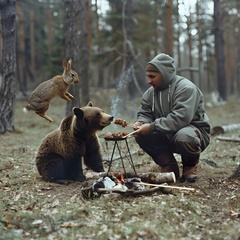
top-left (0, 90), bottom-right (240, 240)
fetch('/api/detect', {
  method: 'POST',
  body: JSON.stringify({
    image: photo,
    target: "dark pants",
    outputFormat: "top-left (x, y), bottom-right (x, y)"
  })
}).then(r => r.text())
top-left (135, 125), bottom-right (207, 167)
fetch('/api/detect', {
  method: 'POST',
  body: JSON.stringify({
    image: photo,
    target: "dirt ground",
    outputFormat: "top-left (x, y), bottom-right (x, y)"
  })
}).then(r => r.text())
top-left (0, 94), bottom-right (240, 240)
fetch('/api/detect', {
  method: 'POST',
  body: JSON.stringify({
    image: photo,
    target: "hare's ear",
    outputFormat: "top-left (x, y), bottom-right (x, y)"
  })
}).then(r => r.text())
top-left (62, 59), bottom-right (71, 73)
top-left (62, 59), bottom-right (68, 69)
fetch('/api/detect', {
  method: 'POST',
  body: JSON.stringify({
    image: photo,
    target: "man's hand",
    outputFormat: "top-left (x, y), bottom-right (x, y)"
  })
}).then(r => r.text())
top-left (134, 123), bottom-right (151, 135)
top-left (133, 121), bottom-right (143, 130)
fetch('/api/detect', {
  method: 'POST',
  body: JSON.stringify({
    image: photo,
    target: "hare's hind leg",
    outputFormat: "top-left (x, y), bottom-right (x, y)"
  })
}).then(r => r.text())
top-left (37, 112), bottom-right (53, 122)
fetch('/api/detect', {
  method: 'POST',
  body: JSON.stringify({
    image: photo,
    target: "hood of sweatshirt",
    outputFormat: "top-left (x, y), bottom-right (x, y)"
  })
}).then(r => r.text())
top-left (147, 53), bottom-right (176, 91)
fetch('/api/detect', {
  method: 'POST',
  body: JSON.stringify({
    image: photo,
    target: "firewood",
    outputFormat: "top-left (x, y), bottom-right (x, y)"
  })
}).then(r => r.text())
top-left (135, 172), bottom-right (176, 183)
top-left (85, 171), bottom-right (176, 183)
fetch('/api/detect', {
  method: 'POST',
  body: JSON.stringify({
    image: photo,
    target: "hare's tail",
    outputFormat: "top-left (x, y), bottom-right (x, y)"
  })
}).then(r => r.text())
top-left (23, 105), bottom-right (31, 113)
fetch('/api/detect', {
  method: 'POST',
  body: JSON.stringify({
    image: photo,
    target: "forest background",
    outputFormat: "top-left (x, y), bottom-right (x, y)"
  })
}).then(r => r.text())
top-left (0, 1), bottom-right (240, 239)
top-left (0, 0), bottom-right (240, 132)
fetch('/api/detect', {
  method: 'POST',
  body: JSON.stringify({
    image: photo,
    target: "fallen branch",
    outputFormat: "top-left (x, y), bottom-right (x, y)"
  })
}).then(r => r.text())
top-left (216, 136), bottom-right (240, 142)
top-left (211, 123), bottom-right (240, 135)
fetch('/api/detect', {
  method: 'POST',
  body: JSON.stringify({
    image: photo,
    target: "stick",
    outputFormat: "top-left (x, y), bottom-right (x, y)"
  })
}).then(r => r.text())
top-left (132, 182), bottom-right (195, 191)
top-left (123, 130), bottom-right (138, 138)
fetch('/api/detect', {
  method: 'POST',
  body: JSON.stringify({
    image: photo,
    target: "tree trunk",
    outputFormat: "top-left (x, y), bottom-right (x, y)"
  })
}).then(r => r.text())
top-left (94, 0), bottom-right (104, 88)
top-left (0, 0), bottom-right (17, 133)
top-left (79, 0), bottom-right (90, 106)
top-left (186, 13), bottom-right (194, 83)
top-left (214, 0), bottom-right (227, 101)
top-left (165, 0), bottom-right (173, 57)
top-left (64, 0), bottom-right (81, 116)
top-left (121, 0), bottom-right (135, 106)
top-left (176, 0), bottom-right (181, 68)
top-left (196, 1), bottom-right (203, 90)
top-left (29, 10), bottom-right (35, 83)
top-left (16, 4), bottom-right (27, 95)
top-left (47, 8), bottom-right (53, 58)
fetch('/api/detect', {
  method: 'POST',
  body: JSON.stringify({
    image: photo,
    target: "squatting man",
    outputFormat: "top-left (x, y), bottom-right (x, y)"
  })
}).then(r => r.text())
top-left (133, 53), bottom-right (211, 182)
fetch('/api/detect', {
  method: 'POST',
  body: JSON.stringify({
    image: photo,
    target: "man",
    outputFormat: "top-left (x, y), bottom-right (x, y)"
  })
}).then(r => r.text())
top-left (133, 53), bottom-right (210, 182)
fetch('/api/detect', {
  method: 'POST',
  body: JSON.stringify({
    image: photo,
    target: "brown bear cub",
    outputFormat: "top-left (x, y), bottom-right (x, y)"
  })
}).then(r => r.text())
top-left (23, 59), bottom-right (79, 122)
top-left (35, 102), bottom-right (113, 183)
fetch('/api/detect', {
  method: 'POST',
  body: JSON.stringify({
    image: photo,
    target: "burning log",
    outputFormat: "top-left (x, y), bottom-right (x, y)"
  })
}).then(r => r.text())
top-left (85, 171), bottom-right (176, 184)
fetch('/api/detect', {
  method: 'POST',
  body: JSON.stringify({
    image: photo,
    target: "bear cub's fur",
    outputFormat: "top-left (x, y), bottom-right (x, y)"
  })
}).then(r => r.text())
top-left (35, 102), bottom-right (113, 183)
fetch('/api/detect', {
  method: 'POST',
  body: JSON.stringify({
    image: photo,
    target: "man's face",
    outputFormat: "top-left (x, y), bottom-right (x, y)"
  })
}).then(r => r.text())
top-left (146, 71), bottom-right (163, 90)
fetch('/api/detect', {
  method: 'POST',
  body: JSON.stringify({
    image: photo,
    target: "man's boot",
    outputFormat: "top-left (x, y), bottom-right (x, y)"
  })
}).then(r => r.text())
top-left (152, 152), bottom-right (180, 179)
top-left (180, 143), bottom-right (201, 182)
top-left (182, 148), bottom-right (200, 182)
top-left (182, 165), bottom-right (198, 182)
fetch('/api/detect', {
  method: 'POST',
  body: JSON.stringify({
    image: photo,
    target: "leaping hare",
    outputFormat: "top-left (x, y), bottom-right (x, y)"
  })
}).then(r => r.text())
top-left (23, 59), bottom-right (79, 122)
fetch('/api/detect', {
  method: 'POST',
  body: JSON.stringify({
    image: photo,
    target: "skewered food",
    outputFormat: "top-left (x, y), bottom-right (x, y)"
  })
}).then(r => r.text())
top-left (114, 118), bottom-right (128, 127)
top-left (104, 131), bottom-right (129, 139)
top-left (112, 131), bottom-right (129, 137)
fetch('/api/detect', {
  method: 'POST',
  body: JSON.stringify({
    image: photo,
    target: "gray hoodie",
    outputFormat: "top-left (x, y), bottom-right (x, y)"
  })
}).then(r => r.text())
top-left (136, 54), bottom-right (210, 148)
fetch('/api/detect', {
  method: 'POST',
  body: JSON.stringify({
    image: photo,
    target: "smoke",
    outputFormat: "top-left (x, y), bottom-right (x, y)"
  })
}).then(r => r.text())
top-left (110, 66), bottom-right (139, 120)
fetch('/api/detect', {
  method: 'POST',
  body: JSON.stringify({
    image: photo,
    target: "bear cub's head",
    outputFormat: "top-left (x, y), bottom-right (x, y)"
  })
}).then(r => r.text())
top-left (73, 101), bottom-right (113, 131)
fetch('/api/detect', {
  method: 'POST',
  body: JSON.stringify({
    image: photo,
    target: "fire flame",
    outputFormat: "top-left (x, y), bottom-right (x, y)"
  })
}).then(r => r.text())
top-left (112, 173), bottom-right (125, 183)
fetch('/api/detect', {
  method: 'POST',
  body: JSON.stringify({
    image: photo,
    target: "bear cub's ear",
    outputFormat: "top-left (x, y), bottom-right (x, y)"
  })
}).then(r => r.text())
top-left (73, 107), bottom-right (84, 119)
top-left (87, 101), bottom-right (93, 107)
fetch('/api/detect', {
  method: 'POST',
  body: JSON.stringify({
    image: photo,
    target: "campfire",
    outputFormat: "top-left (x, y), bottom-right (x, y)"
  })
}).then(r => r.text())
top-left (93, 173), bottom-right (146, 192)
top-left (87, 118), bottom-right (195, 199)
top-left (81, 172), bottom-right (195, 199)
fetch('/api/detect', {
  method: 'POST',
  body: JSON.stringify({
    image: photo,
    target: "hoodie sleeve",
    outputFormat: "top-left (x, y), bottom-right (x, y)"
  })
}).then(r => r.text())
top-left (136, 88), bottom-right (155, 123)
top-left (152, 82), bottom-right (200, 133)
